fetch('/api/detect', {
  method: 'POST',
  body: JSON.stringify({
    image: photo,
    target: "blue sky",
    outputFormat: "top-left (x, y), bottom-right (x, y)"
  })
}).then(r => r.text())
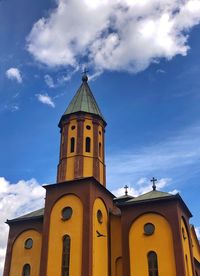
top-left (1, 0), bottom-right (200, 272)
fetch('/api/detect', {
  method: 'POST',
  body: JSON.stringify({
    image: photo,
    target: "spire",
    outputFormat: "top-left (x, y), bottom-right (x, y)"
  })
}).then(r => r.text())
top-left (63, 74), bottom-right (105, 121)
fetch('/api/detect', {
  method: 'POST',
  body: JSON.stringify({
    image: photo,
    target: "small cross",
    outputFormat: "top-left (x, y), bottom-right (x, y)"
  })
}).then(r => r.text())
top-left (82, 67), bottom-right (89, 75)
top-left (124, 185), bottom-right (128, 196)
top-left (151, 177), bottom-right (157, 191)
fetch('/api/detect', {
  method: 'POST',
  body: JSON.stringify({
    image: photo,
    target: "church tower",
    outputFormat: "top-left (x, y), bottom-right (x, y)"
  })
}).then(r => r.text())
top-left (3, 73), bottom-right (200, 276)
top-left (57, 73), bottom-right (106, 186)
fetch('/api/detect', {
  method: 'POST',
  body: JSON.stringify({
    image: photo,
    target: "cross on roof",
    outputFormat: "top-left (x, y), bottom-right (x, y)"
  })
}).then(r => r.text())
top-left (124, 185), bottom-right (128, 196)
top-left (151, 177), bottom-right (157, 191)
top-left (82, 67), bottom-right (89, 75)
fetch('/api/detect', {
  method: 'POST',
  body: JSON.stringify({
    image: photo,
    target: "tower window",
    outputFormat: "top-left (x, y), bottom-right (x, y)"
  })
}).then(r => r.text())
top-left (86, 125), bottom-right (91, 130)
top-left (147, 251), bottom-right (158, 276)
top-left (62, 235), bottom-right (71, 276)
top-left (70, 137), bottom-right (75, 153)
top-left (86, 137), bottom-right (91, 152)
top-left (24, 238), bottom-right (33, 249)
top-left (71, 125), bottom-right (75, 130)
top-left (99, 142), bottom-right (102, 157)
top-left (22, 264), bottom-right (31, 276)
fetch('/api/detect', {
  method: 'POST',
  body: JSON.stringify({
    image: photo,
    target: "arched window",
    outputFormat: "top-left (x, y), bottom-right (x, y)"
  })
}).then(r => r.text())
top-left (147, 251), bottom-right (158, 276)
top-left (62, 235), bottom-right (71, 276)
top-left (99, 142), bottom-right (102, 157)
top-left (70, 137), bottom-right (75, 153)
top-left (22, 264), bottom-right (31, 276)
top-left (85, 137), bottom-right (91, 152)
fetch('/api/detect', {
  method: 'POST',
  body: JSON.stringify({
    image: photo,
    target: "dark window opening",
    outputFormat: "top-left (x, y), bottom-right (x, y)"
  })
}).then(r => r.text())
top-left (22, 264), bottom-right (31, 276)
top-left (24, 238), bottom-right (33, 249)
top-left (99, 142), bottom-right (102, 157)
top-left (148, 251), bottom-right (158, 276)
top-left (86, 125), bottom-right (91, 130)
top-left (70, 137), bottom-right (75, 153)
top-left (86, 137), bottom-right (91, 152)
top-left (62, 235), bottom-right (71, 276)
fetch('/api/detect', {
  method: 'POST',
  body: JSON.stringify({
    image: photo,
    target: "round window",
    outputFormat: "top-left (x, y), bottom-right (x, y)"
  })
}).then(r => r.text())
top-left (71, 125), bottom-right (75, 130)
top-left (97, 210), bottom-right (103, 224)
top-left (86, 125), bottom-right (91, 130)
top-left (144, 223), bottom-right (155, 235)
top-left (62, 207), bottom-right (73, 221)
top-left (25, 238), bottom-right (33, 249)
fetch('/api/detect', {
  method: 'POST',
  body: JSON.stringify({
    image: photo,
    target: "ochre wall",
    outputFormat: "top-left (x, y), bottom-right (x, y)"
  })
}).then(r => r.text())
top-left (47, 194), bottom-right (83, 276)
top-left (98, 125), bottom-right (104, 184)
top-left (65, 119), bottom-right (77, 180)
top-left (181, 218), bottom-right (193, 276)
top-left (9, 229), bottom-right (41, 276)
top-left (93, 198), bottom-right (108, 276)
top-left (191, 228), bottom-right (200, 263)
top-left (110, 215), bottom-right (122, 276)
top-left (129, 213), bottom-right (176, 276)
top-left (83, 119), bottom-right (94, 177)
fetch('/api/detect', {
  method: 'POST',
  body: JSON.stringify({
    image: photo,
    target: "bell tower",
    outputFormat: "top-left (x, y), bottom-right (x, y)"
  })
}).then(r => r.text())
top-left (57, 73), bottom-right (106, 186)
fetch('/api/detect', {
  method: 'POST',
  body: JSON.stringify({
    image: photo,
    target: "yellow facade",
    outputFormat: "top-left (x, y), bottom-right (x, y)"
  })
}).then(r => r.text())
top-left (93, 198), bottom-right (108, 276)
top-left (181, 218), bottom-right (194, 276)
top-left (110, 215), bottom-right (122, 276)
top-left (129, 213), bottom-right (176, 276)
top-left (65, 119), bottom-right (77, 180)
top-left (191, 227), bottom-right (200, 263)
top-left (47, 194), bottom-right (83, 276)
top-left (10, 230), bottom-right (41, 276)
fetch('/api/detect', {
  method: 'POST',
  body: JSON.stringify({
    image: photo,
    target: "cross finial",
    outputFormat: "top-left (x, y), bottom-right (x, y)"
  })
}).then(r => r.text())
top-left (151, 177), bottom-right (157, 191)
top-left (81, 67), bottom-right (89, 82)
top-left (124, 185), bottom-right (128, 196)
top-left (82, 67), bottom-right (89, 75)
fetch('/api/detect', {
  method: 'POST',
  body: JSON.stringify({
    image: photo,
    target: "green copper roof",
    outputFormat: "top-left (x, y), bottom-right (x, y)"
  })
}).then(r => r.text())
top-left (64, 76), bottom-right (104, 120)
top-left (7, 208), bottom-right (44, 223)
top-left (133, 190), bottom-right (173, 200)
top-left (118, 190), bottom-right (176, 206)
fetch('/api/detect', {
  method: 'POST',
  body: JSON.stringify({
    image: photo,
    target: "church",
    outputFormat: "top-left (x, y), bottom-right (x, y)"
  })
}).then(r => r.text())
top-left (3, 73), bottom-right (200, 276)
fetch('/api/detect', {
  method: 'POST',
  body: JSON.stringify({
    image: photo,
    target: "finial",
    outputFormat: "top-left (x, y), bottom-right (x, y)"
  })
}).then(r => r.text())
top-left (82, 67), bottom-right (88, 82)
top-left (124, 185), bottom-right (128, 196)
top-left (150, 177), bottom-right (157, 191)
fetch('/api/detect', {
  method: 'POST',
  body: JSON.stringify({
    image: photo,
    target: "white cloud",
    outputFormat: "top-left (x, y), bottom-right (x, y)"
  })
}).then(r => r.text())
top-left (0, 177), bottom-right (45, 275)
top-left (27, 0), bottom-right (200, 73)
top-left (44, 74), bottom-right (55, 88)
top-left (36, 93), bottom-right (55, 108)
top-left (6, 68), bottom-right (22, 83)
top-left (195, 227), bottom-right (200, 240)
top-left (111, 177), bottom-right (172, 197)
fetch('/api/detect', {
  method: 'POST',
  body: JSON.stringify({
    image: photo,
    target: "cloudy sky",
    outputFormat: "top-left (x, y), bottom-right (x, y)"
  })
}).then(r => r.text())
top-left (1, 0), bottom-right (200, 273)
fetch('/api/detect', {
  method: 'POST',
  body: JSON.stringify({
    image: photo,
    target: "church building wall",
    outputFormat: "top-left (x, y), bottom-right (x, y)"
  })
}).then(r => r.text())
top-left (190, 226), bottom-right (200, 264)
top-left (46, 194), bottom-right (83, 276)
top-left (110, 215), bottom-right (122, 276)
top-left (93, 198), bottom-right (108, 276)
top-left (83, 118), bottom-right (94, 177)
top-left (129, 213), bottom-right (176, 276)
top-left (181, 217), bottom-right (194, 276)
top-left (9, 229), bottom-right (42, 276)
top-left (65, 119), bottom-right (77, 180)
